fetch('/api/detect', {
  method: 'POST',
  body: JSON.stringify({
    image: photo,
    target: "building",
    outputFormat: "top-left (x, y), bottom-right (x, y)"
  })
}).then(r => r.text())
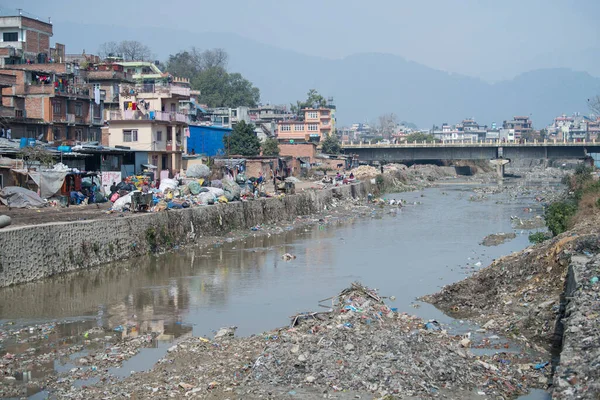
top-left (546, 114), bottom-right (591, 141)
top-left (277, 108), bottom-right (334, 143)
top-left (105, 64), bottom-right (192, 173)
top-left (0, 71), bottom-right (16, 121)
top-left (187, 125), bottom-right (231, 157)
top-left (249, 104), bottom-right (292, 140)
top-left (0, 62), bottom-right (104, 142)
top-left (0, 9), bottom-right (54, 67)
top-left (86, 62), bottom-right (134, 119)
top-left (503, 116), bottom-right (533, 140)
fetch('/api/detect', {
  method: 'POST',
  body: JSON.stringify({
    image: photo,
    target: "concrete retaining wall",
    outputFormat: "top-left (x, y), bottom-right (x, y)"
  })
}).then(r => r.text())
top-left (0, 182), bottom-right (368, 287)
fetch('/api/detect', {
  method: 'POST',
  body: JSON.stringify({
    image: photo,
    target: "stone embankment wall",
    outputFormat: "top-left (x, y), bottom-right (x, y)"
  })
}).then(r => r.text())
top-left (552, 253), bottom-right (600, 398)
top-left (0, 183), bottom-right (368, 288)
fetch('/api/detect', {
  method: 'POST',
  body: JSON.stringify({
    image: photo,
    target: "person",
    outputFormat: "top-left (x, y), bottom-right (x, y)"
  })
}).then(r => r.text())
top-left (110, 182), bottom-right (117, 195)
top-left (349, 172), bottom-right (355, 180)
top-left (141, 180), bottom-right (149, 193)
top-left (380, 165), bottom-right (384, 174)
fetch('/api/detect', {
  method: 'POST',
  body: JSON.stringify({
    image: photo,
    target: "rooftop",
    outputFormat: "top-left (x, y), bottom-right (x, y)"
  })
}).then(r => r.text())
top-left (0, 8), bottom-right (52, 25)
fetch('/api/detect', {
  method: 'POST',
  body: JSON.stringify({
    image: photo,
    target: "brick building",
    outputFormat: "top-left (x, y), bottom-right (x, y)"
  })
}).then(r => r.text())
top-left (1, 63), bottom-right (104, 142)
top-left (0, 11), bottom-right (53, 66)
top-left (277, 108), bottom-right (335, 143)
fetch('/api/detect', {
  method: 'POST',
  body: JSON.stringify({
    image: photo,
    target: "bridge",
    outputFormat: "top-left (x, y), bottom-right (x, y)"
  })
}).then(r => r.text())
top-left (342, 140), bottom-right (600, 162)
top-left (341, 140), bottom-right (600, 178)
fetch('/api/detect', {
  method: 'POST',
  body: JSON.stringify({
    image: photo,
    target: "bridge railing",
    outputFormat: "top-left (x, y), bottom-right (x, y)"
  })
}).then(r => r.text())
top-left (341, 139), bottom-right (599, 148)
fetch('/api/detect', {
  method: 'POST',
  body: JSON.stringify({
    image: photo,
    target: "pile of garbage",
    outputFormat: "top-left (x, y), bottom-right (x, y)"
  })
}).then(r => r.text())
top-left (553, 253), bottom-right (600, 399)
top-left (57, 283), bottom-right (549, 399)
top-left (110, 170), bottom-right (267, 213)
top-left (350, 165), bottom-right (380, 179)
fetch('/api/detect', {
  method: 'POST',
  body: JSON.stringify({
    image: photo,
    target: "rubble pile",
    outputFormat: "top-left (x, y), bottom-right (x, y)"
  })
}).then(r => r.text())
top-left (553, 253), bottom-right (600, 399)
top-left (53, 284), bottom-right (549, 399)
top-left (349, 165), bottom-right (379, 180)
top-left (426, 232), bottom-right (600, 348)
top-left (480, 232), bottom-right (517, 246)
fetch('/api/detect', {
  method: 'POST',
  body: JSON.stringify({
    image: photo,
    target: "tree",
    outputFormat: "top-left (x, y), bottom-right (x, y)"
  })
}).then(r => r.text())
top-left (261, 138), bottom-right (280, 156)
top-left (377, 113), bottom-right (398, 138)
top-left (193, 67), bottom-right (260, 108)
top-left (18, 146), bottom-right (55, 170)
top-left (98, 41), bottom-right (120, 59)
top-left (97, 40), bottom-right (153, 61)
top-left (404, 132), bottom-right (436, 143)
top-left (290, 89), bottom-right (328, 119)
top-left (321, 134), bottom-right (341, 154)
top-left (223, 121), bottom-right (261, 156)
top-left (165, 48), bottom-right (229, 80)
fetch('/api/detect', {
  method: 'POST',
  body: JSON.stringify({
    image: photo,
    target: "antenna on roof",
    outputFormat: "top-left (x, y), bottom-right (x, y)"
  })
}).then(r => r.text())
top-left (17, 8), bottom-right (22, 15)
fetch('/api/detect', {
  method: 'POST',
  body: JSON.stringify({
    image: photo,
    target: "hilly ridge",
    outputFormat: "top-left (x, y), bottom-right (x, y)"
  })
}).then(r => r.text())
top-left (55, 22), bottom-right (600, 127)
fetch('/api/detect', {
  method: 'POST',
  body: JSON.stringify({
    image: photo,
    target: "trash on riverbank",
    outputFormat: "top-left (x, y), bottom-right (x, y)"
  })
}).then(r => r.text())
top-left (49, 282), bottom-right (550, 399)
top-left (481, 232), bottom-right (517, 246)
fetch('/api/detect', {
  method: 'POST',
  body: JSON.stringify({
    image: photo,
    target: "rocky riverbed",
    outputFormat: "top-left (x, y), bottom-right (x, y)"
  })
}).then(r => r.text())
top-left (0, 164), bottom-right (571, 399)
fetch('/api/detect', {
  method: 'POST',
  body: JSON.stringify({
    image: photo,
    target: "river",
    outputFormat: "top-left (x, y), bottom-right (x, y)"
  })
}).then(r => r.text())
top-left (0, 180), bottom-right (555, 399)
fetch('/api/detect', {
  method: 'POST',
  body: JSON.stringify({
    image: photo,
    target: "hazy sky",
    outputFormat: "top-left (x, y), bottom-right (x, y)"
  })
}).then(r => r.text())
top-left (6, 0), bottom-right (600, 81)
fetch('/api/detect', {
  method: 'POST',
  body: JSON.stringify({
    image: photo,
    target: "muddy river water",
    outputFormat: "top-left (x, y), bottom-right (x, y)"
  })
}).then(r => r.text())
top-left (0, 180), bottom-right (556, 399)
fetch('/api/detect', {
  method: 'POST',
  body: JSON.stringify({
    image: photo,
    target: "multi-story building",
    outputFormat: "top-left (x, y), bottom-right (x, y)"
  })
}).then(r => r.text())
top-left (546, 114), bottom-right (591, 141)
top-left (277, 108), bottom-right (334, 143)
top-left (105, 77), bottom-right (191, 173)
top-left (249, 104), bottom-right (292, 140)
top-left (86, 62), bottom-right (134, 119)
top-left (503, 116), bottom-right (533, 140)
top-left (0, 10), bottom-right (54, 66)
top-left (1, 62), bottom-right (104, 141)
top-left (0, 72), bottom-right (16, 122)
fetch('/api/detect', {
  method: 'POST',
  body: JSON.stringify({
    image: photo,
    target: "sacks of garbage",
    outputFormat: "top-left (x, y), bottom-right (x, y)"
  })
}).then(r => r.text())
top-left (197, 192), bottom-right (216, 205)
top-left (112, 193), bottom-right (133, 212)
top-left (222, 177), bottom-right (241, 202)
top-left (186, 164), bottom-right (210, 179)
top-left (187, 181), bottom-right (202, 195)
top-left (206, 187), bottom-right (225, 197)
top-left (159, 178), bottom-right (179, 192)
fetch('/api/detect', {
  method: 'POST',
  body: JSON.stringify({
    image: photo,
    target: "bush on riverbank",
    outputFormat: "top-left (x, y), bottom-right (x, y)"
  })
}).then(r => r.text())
top-left (545, 164), bottom-right (599, 236)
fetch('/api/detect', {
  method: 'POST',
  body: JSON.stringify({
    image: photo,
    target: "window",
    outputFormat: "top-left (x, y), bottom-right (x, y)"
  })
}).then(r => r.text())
top-left (294, 124), bottom-right (304, 131)
top-left (123, 129), bottom-right (138, 142)
top-left (75, 129), bottom-right (83, 141)
top-left (52, 101), bottom-right (61, 114)
top-left (307, 111), bottom-right (318, 119)
top-left (156, 130), bottom-right (163, 141)
top-left (308, 124), bottom-right (319, 131)
top-left (280, 124), bottom-right (291, 132)
top-left (75, 102), bottom-right (83, 116)
top-left (3, 32), bottom-right (18, 42)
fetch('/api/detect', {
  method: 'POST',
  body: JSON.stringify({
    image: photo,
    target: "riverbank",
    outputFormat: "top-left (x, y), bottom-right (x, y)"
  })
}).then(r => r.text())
top-left (0, 165), bottom-right (568, 398)
top-left (425, 166), bottom-right (600, 398)
top-left (42, 283), bottom-right (551, 400)
top-left (0, 182), bottom-right (370, 288)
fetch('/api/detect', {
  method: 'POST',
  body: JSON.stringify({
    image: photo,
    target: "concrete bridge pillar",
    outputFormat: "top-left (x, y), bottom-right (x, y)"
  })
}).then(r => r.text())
top-left (490, 159), bottom-right (510, 179)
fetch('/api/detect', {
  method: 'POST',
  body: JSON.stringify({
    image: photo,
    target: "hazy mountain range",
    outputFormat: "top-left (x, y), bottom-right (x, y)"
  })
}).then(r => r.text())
top-left (55, 22), bottom-right (600, 128)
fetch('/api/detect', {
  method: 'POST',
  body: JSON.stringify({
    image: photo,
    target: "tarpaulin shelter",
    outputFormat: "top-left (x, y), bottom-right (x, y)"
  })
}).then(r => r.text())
top-left (10, 169), bottom-right (68, 199)
top-left (0, 186), bottom-right (45, 208)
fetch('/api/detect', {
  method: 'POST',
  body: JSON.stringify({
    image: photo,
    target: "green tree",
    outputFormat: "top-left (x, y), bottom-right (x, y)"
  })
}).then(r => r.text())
top-left (223, 121), bottom-right (261, 156)
top-left (18, 146), bottom-right (55, 170)
top-left (193, 67), bottom-right (260, 108)
top-left (290, 89), bottom-right (327, 119)
top-left (321, 134), bottom-right (341, 154)
top-left (261, 138), bottom-right (280, 156)
top-left (544, 201), bottom-right (577, 236)
top-left (404, 132), bottom-right (437, 143)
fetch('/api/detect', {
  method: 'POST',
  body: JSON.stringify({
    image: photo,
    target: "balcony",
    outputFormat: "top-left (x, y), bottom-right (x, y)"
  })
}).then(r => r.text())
top-left (108, 110), bottom-right (188, 124)
top-left (19, 83), bottom-right (91, 98)
top-left (53, 113), bottom-right (76, 124)
top-left (166, 141), bottom-right (184, 152)
top-left (135, 83), bottom-right (190, 97)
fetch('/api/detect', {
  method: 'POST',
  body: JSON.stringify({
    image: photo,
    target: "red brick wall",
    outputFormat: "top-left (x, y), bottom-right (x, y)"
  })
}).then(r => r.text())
top-left (4, 63), bottom-right (68, 74)
top-left (24, 96), bottom-right (43, 119)
top-left (21, 17), bottom-right (53, 35)
top-left (101, 127), bottom-right (110, 146)
top-left (279, 143), bottom-right (316, 163)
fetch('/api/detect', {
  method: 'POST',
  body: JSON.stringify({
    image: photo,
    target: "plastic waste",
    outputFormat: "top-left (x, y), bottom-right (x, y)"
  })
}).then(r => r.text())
top-left (591, 276), bottom-right (599, 284)
top-left (424, 320), bottom-right (442, 331)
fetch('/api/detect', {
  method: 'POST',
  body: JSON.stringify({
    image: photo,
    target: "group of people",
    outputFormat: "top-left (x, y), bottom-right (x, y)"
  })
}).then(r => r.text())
top-left (322, 171), bottom-right (355, 184)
